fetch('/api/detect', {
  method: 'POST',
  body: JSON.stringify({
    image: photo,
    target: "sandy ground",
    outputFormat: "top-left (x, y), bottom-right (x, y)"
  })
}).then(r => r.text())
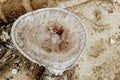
top-left (0, 0), bottom-right (120, 80)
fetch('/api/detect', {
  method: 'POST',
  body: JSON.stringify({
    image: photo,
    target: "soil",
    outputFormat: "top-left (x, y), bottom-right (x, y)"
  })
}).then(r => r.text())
top-left (0, 0), bottom-right (120, 80)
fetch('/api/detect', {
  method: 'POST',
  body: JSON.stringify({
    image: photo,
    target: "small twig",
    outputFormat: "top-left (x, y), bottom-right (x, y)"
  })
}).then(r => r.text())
top-left (0, 41), bottom-right (15, 49)
top-left (0, 48), bottom-right (8, 59)
top-left (32, 64), bottom-right (37, 74)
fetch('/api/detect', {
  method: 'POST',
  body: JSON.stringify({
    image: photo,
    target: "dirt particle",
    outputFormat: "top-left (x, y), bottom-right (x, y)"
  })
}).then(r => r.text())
top-left (114, 72), bottom-right (120, 80)
top-left (93, 10), bottom-right (101, 21)
top-left (76, 64), bottom-right (79, 67)
top-left (88, 39), bottom-right (106, 58)
top-left (112, 32), bottom-right (120, 42)
top-left (119, 26), bottom-right (120, 29)
top-left (93, 66), bottom-right (103, 73)
top-left (64, 66), bottom-right (79, 80)
top-left (91, 33), bottom-right (93, 35)
top-left (5, 77), bottom-right (9, 80)
top-left (9, 76), bottom-right (13, 79)
top-left (108, 8), bottom-right (114, 13)
top-left (97, 77), bottom-right (103, 80)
